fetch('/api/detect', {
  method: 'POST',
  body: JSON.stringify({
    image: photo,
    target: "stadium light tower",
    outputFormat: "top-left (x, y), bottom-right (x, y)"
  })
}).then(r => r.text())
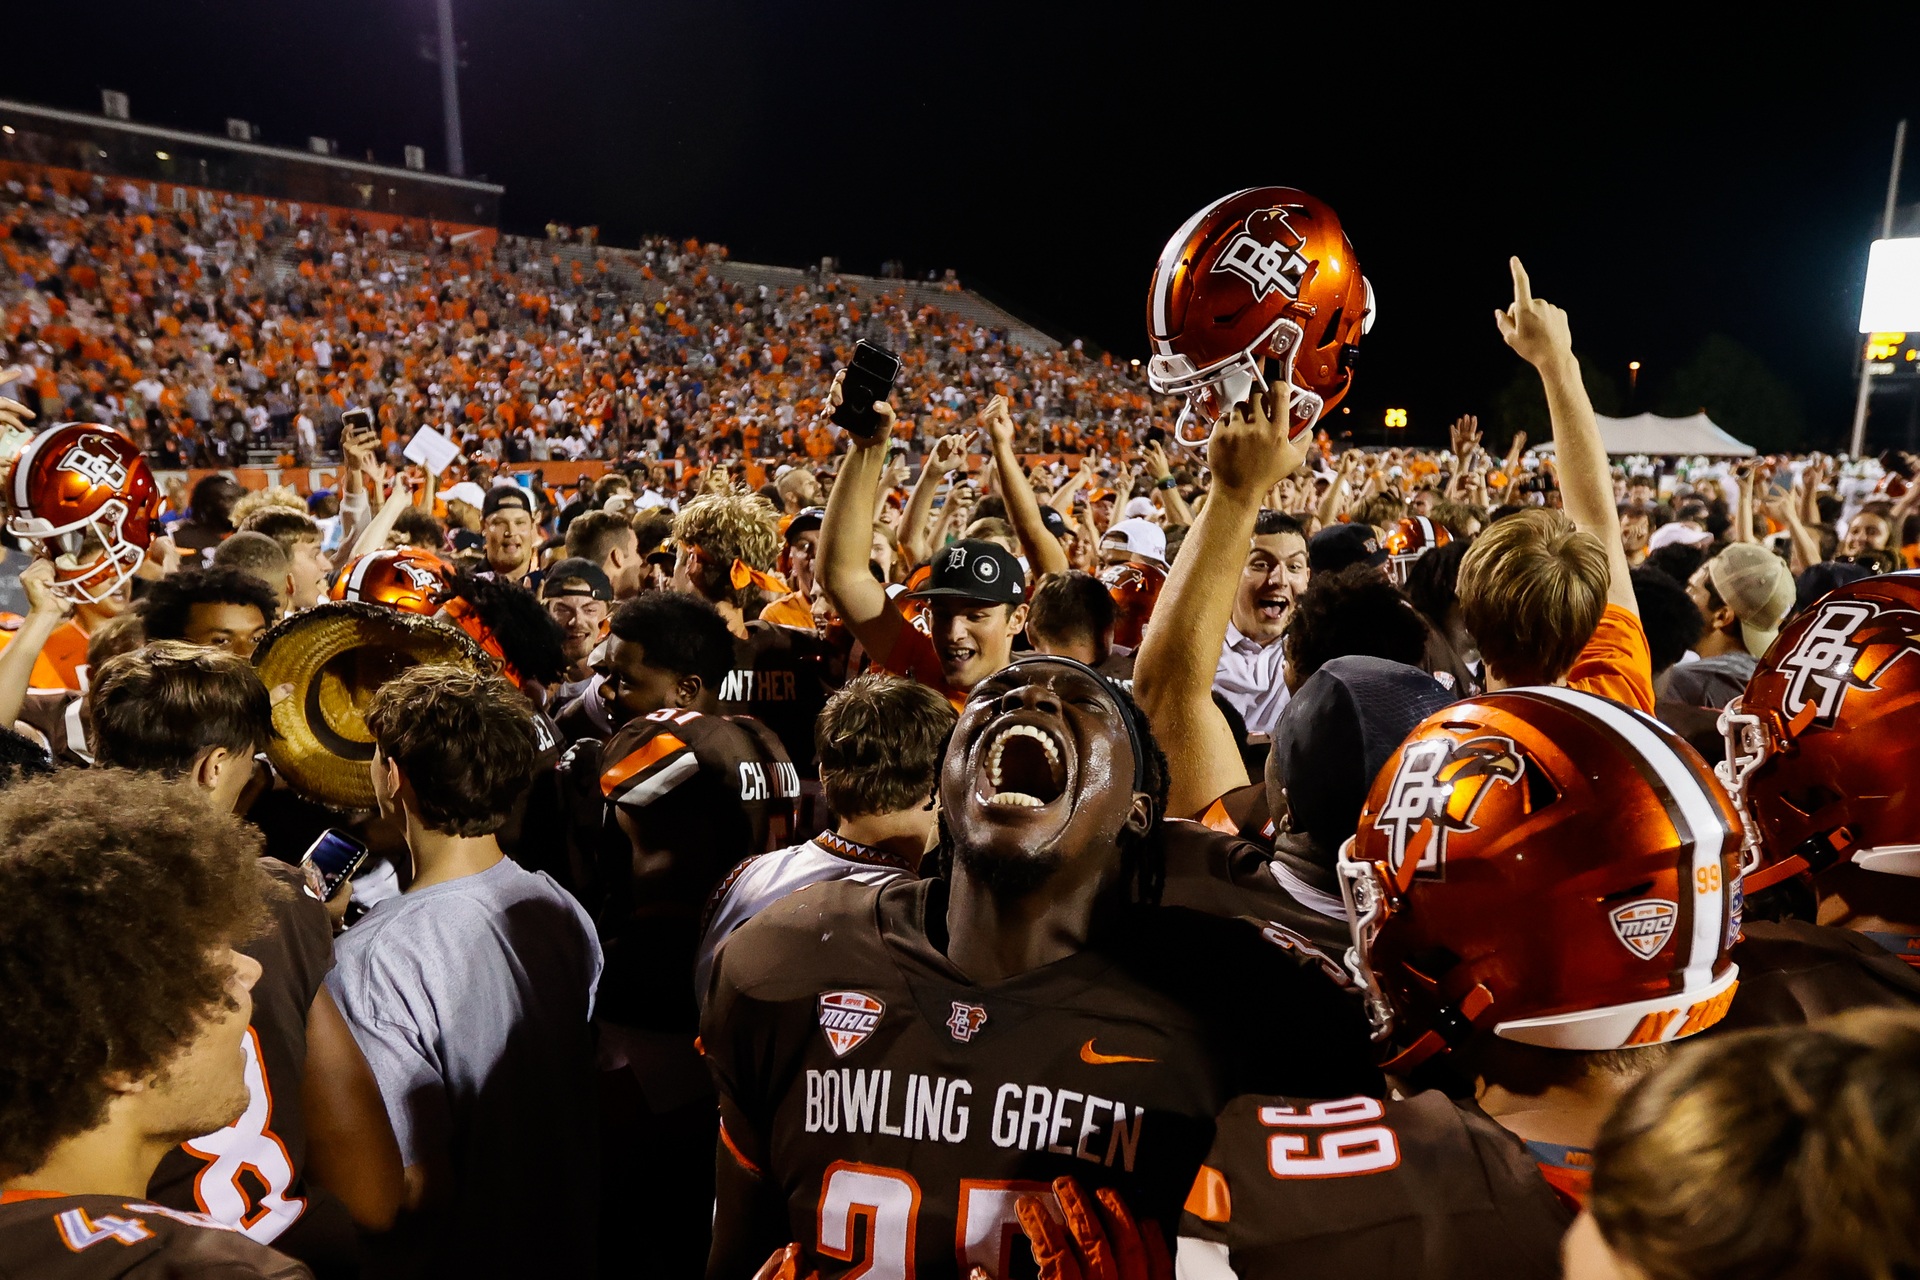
top-left (436, 0), bottom-right (466, 176)
top-left (1850, 118), bottom-right (1907, 456)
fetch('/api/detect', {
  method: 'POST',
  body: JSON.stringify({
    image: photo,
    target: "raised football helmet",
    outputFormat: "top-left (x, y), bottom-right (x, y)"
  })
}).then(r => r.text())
top-left (1099, 559), bottom-right (1165, 649)
top-left (1719, 572), bottom-right (1920, 889)
top-left (1383, 515), bottom-right (1452, 588)
top-left (1340, 687), bottom-right (1742, 1069)
top-left (1146, 187), bottom-right (1373, 450)
top-left (329, 547), bottom-right (453, 616)
top-left (5, 423), bottom-right (158, 604)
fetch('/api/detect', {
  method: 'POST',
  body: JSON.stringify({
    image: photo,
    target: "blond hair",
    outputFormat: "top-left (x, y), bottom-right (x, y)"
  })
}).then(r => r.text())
top-left (1456, 508), bottom-right (1607, 685)
top-left (230, 485), bottom-right (308, 529)
top-left (673, 487), bottom-right (782, 607)
top-left (1593, 1009), bottom-right (1920, 1280)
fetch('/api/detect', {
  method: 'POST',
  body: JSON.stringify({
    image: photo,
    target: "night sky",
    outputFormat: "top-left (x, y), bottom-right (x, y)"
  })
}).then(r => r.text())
top-left (12, 4), bottom-right (1920, 448)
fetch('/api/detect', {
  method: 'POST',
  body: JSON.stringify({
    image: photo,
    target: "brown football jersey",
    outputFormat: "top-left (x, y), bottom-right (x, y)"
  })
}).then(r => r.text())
top-left (1159, 819), bottom-right (1354, 979)
top-left (718, 620), bottom-right (842, 779)
top-left (18, 689), bottom-right (91, 767)
top-left (1177, 1092), bottom-right (1570, 1280)
top-left (1718, 918), bottom-right (1920, 1031)
top-left (145, 861), bottom-right (352, 1276)
top-left (567, 708), bottom-right (798, 1030)
top-left (703, 877), bottom-right (1381, 1280)
top-left (0, 1191), bottom-right (312, 1278)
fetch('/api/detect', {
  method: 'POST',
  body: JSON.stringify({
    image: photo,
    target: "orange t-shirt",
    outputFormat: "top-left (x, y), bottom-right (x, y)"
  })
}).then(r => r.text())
top-left (0, 619), bottom-right (93, 692)
top-left (879, 607), bottom-right (967, 711)
top-left (1567, 604), bottom-right (1654, 713)
top-left (760, 593), bottom-right (815, 632)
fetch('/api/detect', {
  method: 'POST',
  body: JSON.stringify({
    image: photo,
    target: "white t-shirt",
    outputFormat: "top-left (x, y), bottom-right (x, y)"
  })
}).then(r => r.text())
top-left (694, 834), bottom-right (913, 1010)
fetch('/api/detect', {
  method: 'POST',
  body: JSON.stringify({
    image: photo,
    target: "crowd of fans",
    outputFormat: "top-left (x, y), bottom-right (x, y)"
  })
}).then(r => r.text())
top-left (0, 171), bottom-right (1919, 1280)
top-left (1, 168), bottom-right (1157, 475)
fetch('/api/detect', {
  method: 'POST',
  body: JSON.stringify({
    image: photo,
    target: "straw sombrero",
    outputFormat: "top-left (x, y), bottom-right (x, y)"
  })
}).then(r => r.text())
top-left (251, 600), bottom-right (491, 810)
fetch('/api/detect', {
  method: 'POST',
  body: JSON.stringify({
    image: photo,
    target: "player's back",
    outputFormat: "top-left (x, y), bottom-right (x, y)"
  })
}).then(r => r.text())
top-left (0, 1193), bottom-right (312, 1279)
top-left (1719, 917), bottom-right (1920, 1030)
top-left (1177, 1091), bottom-right (1570, 1280)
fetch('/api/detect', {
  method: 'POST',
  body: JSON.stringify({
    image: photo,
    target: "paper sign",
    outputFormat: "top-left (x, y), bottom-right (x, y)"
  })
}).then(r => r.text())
top-left (403, 425), bottom-right (461, 476)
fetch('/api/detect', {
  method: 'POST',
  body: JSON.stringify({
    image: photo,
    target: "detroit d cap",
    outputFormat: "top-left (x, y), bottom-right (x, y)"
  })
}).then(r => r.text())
top-left (906, 539), bottom-right (1025, 606)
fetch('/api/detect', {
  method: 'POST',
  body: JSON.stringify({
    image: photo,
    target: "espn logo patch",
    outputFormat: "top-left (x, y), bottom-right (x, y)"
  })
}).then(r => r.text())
top-left (1609, 899), bottom-right (1677, 960)
top-left (818, 991), bottom-right (884, 1057)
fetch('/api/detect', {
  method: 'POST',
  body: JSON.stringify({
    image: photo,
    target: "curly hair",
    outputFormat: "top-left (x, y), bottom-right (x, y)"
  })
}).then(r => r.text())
top-left (444, 572), bottom-right (569, 685)
top-left (1284, 563), bottom-right (1431, 686)
top-left (817, 675), bottom-right (958, 819)
top-left (138, 567), bottom-right (280, 642)
top-left (0, 770), bottom-right (269, 1176)
top-left (235, 504), bottom-right (321, 555)
top-left (230, 486), bottom-right (309, 531)
top-left (673, 488), bottom-right (782, 608)
top-left (366, 664), bottom-right (540, 836)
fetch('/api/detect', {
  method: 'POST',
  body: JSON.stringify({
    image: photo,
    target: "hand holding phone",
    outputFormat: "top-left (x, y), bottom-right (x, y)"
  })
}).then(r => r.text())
top-left (830, 341), bottom-right (902, 444)
top-left (301, 829), bottom-right (369, 903)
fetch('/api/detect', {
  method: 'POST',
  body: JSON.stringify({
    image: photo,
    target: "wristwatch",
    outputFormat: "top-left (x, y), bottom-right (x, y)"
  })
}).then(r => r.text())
top-left (1157, 476), bottom-right (1177, 490)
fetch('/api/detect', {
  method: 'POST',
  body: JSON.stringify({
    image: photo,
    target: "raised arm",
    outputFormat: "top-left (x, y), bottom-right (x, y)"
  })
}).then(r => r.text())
top-left (818, 371), bottom-right (905, 661)
top-left (1494, 257), bottom-right (1637, 617)
top-left (1133, 385), bottom-right (1303, 819)
top-left (899, 430), bottom-right (972, 569)
top-left (981, 396), bottom-right (1068, 576)
top-left (1142, 440), bottom-right (1192, 528)
top-left (0, 561), bottom-right (70, 726)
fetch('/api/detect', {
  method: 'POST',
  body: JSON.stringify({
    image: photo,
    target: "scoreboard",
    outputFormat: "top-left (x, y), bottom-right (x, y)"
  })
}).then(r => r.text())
top-left (1865, 332), bottom-right (1920, 380)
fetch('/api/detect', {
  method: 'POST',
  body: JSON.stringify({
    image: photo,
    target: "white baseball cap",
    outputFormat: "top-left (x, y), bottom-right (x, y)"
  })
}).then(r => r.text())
top-left (442, 481), bottom-right (488, 509)
top-left (1101, 517), bottom-right (1168, 566)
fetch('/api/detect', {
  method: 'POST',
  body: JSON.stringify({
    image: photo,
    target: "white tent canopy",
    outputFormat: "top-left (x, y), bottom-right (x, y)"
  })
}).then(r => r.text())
top-left (1532, 412), bottom-right (1754, 457)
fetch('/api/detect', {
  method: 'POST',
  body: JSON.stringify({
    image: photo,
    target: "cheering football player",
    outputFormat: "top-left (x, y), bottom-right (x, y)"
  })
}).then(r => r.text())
top-left (702, 611), bottom-right (1379, 1278)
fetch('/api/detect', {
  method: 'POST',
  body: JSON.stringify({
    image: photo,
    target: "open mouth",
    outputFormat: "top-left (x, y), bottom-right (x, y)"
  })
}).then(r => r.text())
top-left (1255, 593), bottom-right (1289, 623)
top-left (980, 721), bottom-right (1068, 809)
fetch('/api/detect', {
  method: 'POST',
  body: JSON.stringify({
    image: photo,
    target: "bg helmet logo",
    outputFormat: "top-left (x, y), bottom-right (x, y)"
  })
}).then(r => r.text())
top-left (1211, 205), bottom-right (1312, 303)
top-left (1776, 600), bottom-right (1920, 728)
top-left (57, 440), bottom-right (129, 491)
top-left (1373, 735), bottom-right (1524, 879)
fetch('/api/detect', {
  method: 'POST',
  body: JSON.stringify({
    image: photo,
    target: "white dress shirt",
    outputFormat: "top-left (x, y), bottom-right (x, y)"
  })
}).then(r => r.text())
top-left (1213, 620), bottom-right (1291, 736)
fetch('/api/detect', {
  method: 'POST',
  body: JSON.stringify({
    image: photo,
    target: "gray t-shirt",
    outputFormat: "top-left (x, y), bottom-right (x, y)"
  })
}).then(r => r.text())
top-left (1662, 651), bottom-right (1758, 710)
top-left (327, 857), bottom-right (603, 1276)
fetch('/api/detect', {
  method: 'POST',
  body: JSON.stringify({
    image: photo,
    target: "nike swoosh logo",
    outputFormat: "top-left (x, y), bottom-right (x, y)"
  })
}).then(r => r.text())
top-left (1080, 1039), bottom-right (1155, 1065)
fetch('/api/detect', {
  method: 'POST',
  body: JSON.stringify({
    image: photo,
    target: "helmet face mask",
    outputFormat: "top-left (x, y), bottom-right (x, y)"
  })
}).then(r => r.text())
top-left (1146, 187), bottom-right (1370, 451)
top-left (1717, 575), bottom-right (1920, 886)
top-left (5, 425), bottom-right (157, 606)
top-left (1335, 837), bottom-right (1396, 1043)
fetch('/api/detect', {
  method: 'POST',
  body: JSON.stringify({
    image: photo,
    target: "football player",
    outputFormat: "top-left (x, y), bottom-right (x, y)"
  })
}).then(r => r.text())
top-left (0, 771), bottom-right (307, 1279)
top-left (702, 654), bottom-right (1379, 1279)
top-left (1178, 686), bottom-right (1745, 1278)
top-left (1713, 571), bottom-right (1920, 1026)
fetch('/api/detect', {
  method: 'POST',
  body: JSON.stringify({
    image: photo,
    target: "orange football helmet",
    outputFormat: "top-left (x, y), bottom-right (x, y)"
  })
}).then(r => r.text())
top-left (1098, 560), bottom-right (1165, 649)
top-left (1719, 572), bottom-right (1920, 889)
top-left (5, 423), bottom-right (158, 603)
top-left (1383, 516), bottom-right (1452, 588)
top-left (1340, 687), bottom-right (1742, 1068)
top-left (329, 548), bottom-right (453, 616)
top-left (1146, 187), bottom-right (1373, 450)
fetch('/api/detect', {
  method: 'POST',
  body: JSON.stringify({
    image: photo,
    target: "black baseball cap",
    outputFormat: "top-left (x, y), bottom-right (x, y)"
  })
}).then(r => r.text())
top-left (539, 557), bottom-right (613, 602)
top-left (1039, 506), bottom-right (1069, 539)
top-left (906, 539), bottom-right (1025, 606)
top-left (1276, 656), bottom-right (1454, 867)
top-left (1309, 522), bottom-right (1388, 575)
top-left (785, 507), bottom-right (827, 542)
top-left (482, 484), bottom-right (535, 520)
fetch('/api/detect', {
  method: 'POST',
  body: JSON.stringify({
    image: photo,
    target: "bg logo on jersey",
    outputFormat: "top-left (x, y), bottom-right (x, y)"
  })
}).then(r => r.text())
top-left (818, 991), bottom-right (884, 1057)
top-left (1372, 735), bottom-right (1523, 879)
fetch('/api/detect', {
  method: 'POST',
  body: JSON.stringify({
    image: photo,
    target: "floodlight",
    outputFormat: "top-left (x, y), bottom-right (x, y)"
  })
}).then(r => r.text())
top-left (1859, 238), bottom-right (1920, 332)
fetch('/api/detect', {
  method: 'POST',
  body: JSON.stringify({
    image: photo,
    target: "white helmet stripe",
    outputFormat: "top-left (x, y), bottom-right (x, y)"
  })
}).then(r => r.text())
top-left (1149, 189), bottom-right (1255, 338)
top-left (1515, 686), bottom-right (1733, 993)
top-left (344, 552), bottom-right (381, 600)
top-left (10, 427), bottom-right (51, 512)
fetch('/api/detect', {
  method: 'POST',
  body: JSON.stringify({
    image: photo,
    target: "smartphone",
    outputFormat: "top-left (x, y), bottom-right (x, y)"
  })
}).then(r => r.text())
top-left (832, 341), bottom-right (902, 443)
top-left (301, 828), bottom-right (369, 901)
top-left (342, 406), bottom-right (375, 439)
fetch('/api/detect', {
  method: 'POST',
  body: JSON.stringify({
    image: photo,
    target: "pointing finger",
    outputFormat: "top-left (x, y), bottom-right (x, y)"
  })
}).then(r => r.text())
top-left (1509, 256), bottom-right (1532, 306)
